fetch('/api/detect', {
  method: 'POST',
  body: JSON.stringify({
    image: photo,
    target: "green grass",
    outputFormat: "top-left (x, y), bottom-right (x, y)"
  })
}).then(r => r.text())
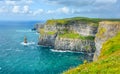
top-left (58, 32), bottom-right (95, 40)
top-left (99, 32), bottom-right (120, 58)
top-left (39, 28), bottom-right (45, 35)
top-left (96, 27), bottom-right (106, 38)
top-left (46, 31), bottom-right (56, 35)
top-left (46, 17), bottom-right (101, 26)
top-left (63, 32), bottom-right (120, 74)
top-left (46, 17), bottom-right (120, 27)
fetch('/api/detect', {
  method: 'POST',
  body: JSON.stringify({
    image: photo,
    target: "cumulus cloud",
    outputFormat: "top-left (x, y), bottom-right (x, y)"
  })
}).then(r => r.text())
top-left (23, 5), bottom-right (30, 13)
top-left (0, 0), bottom-right (119, 19)
top-left (57, 7), bottom-right (70, 14)
top-left (47, 7), bottom-right (70, 14)
top-left (33, 9), bottom-right (44, 16)
top-left (12, 5), bottom-right (20, 13)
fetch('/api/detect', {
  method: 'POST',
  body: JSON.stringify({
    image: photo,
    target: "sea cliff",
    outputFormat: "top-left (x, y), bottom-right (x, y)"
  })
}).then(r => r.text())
top-left (93, 21), bottom-right (120, 61)
top-left (38, 17), bottom-right (99, 52)
top-left (35, 17), bottom-right (120, 73)
top-left (63, 21), bottom-right (120, 74)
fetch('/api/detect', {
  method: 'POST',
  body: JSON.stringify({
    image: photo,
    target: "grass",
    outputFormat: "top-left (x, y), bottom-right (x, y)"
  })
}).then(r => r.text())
top-left (46, 17), bottom-right (120, 27)
top-left (99, 32), bottom-right (120, 58)
top-left (46, 31), bottom-right (56, 35)
top-left (63, 32), bottom-right (120, 74)
top-left (39, 28), bottom-right (45, 35)
top-left (46, 17), bottom-right (101, 26)
top-left (39, 28), bottom-right (56, 35)
top-left (58, 32), bottom-right (95, 40)
top-left (96, 27), bottom-right (106, 38)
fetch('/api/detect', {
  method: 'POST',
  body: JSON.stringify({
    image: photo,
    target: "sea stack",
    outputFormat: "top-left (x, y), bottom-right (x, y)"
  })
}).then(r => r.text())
top-left (24, 36), bottom-right (27, 43)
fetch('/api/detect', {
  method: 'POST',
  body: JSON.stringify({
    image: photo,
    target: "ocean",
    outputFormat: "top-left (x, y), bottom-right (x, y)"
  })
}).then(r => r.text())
top-left (0, 21), bottom-right (92, 74)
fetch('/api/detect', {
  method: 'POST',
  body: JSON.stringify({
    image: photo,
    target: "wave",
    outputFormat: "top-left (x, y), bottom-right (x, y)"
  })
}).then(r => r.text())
top-left (50, 49), bottom-right (88, 54)
top-left (16, 29), bottom-right (33, 33)
top-left (21, 42), bottom-right (35, 46)
top-left (50, 49), bottom-right (73, 53)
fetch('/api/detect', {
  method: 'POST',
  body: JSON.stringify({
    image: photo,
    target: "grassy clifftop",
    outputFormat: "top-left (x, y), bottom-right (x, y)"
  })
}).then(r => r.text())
top-left (46, 17), bottom-right (101, 26)
top-left (46, 17), bottom-right (120, 27)
top-left (63, 32), bottom-right (120, 74)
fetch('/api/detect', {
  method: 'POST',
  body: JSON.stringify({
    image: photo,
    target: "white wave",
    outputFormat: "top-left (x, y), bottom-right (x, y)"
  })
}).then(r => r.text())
top-left (16, 29), bottom-right (33, 33)
top-left (50, 49), bottom-right (72, 53)
top-left (50, 49), bottom-right (85, 53)
top-left (21, 42), bottom-right (35, 46)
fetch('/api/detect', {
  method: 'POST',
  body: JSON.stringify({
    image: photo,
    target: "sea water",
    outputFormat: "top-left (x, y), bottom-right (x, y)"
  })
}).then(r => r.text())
top-left (0, 21), bottom-right (92, 74)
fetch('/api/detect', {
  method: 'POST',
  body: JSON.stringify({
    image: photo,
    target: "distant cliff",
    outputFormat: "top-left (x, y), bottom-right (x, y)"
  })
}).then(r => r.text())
top-left (38, 17), bottom-right (99, 53)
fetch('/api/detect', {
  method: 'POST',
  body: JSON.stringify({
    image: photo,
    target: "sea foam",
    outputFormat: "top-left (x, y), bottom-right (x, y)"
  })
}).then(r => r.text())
top-left (21, 42), bottom-right (35, 46)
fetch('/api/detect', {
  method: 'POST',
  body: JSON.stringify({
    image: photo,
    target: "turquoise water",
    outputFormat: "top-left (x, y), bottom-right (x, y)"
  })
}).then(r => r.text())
top-left (0, 21), bottom-right (92, 74)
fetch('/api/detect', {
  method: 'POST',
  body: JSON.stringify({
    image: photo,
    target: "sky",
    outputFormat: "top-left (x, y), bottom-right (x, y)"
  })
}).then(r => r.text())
top-left (0, 0), bottom-right (120, 21)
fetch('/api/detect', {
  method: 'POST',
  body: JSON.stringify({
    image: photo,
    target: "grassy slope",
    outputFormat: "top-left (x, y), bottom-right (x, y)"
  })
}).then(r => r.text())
top-left (46, 17), bottom-right (101, 27)
top-left (63, 33), bottom-right (120, 74)
top-left (46, 17), bottom-right (120, 26)
top-left (59, 32), bottom-right (95, 40)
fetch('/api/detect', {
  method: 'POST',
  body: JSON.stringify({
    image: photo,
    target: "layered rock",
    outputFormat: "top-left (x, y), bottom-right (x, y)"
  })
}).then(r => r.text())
top-left (38, 18), bottom-right (98, 52)
top-left (54, 37), bottom-right (95, 52)
top-left (93, 21), bottom-right (120, 61)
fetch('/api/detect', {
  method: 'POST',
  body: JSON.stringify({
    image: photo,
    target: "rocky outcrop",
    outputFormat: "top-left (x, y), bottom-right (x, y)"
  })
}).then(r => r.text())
top-left (93, 21), bottom-right (120, 61)
top-left (32, 23), bottom-right (44, 32)
top-left (38, 18), bottom-right (98, 52)
top-left (38, 33), bottom-right (57, 47)
top-left (54, 37), bottom-right (95, 52)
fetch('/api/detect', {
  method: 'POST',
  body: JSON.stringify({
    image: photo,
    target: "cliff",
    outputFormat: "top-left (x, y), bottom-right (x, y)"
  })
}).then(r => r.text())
top-left (63, 21), bottom-right (120, 74)
top-left (38, 17), bottom-right (99, 52)
top-left (93, 21), bottom-right (120, 61)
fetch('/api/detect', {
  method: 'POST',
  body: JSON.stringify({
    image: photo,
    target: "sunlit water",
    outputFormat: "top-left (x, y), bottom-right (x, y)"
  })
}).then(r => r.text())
top-left (0, 21), bottom-right (92, 74)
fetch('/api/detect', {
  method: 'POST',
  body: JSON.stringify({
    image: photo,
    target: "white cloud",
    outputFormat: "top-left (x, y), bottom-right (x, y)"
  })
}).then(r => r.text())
top-left (57, 7), bottom-right (70, 14)
top-left (33, 9), bottom-right (44, 16)
top-left (12, 5), bottom-right (20, 13)
top-left (23, 5), bottom-right (29, 13)
top-left (47, 7), bottom-right (70, 14)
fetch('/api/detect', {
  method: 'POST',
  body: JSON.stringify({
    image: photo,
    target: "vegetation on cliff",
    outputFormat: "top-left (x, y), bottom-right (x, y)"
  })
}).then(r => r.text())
top-left (46, 17), bottom-right (120, 27)
top-left (46, 17), bottom-right (101, 27)
top-left (63, 32), bottom-right (120, 74)
top-left (59, 32), bottom-right (95, 40)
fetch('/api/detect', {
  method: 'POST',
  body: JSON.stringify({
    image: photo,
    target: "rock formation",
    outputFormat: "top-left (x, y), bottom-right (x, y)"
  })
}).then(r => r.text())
top-left (38, 17), bottom-right (99, 53)
top-left (93, 21), bottom-right (120, 61)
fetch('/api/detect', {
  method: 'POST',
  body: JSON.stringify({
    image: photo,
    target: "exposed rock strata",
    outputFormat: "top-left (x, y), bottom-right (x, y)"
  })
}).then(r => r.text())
top-left (93, 21), bottom-right (120, 61)
top-left (38, 20), bottom-right (98, 53)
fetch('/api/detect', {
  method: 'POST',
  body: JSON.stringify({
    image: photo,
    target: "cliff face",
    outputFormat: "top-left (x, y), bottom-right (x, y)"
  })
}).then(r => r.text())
top-left (63, 21), bottom-right (120, 74)
top-left (38, 34), bottom-right (57, 47)
top-left (38, 18), bottom-right (98, 52)
top-left (54, 37), bottom-right (95, 52)
top-left (93, 21), bottom-right (120, 61)
top-left (64, 32), bottom-right (120, 74)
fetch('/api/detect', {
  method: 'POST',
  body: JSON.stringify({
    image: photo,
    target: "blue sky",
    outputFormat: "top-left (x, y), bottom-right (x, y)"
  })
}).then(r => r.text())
top-left (0, 0), bottom-right (120, 21)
